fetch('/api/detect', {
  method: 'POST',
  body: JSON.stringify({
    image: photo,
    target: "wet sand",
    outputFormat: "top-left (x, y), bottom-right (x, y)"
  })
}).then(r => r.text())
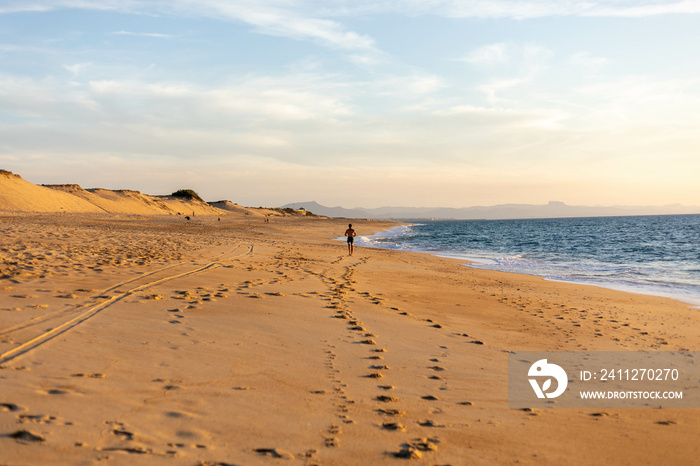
top-left (1, 213), bottom-right (698, 465)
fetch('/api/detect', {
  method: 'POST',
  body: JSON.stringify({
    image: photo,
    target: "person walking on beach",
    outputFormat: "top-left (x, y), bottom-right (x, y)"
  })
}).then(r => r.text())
top-left (345, 224), bottom-right (357, 256)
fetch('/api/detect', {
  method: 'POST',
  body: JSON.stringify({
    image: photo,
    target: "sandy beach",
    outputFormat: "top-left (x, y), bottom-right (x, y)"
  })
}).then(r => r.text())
top-left (1, 210), bottom-right (698, 465)
top-left (3, 0), bottom-right (699, 462)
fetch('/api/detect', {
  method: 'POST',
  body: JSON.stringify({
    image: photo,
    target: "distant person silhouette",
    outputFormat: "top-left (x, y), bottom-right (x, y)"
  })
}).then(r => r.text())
top-left (345, 224), bottom-right (357, 256)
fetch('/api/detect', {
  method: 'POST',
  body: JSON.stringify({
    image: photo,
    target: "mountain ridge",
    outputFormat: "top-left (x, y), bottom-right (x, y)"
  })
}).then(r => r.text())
top-left (283, 200), bottom-right (700, 220)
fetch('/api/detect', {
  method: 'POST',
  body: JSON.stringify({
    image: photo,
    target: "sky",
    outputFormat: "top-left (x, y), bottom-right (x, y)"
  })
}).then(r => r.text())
top-left (0, 1), bottom-right (699, 209)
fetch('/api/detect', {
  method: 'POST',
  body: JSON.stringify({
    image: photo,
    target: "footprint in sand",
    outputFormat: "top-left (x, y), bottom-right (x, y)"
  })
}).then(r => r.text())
top-left (324, 437), bottom-right (340, 448)
top-left (382, 422), bottom-right (406, 431)
top-left (43, 389), bottom-right (71, 396)
top-left (255, 448), bottom-right (295, 459)
top-left (142, 294), bottom-right (164, 301)
top-left (18, 414), bottom-right (57, 424)
top-left (392, 437), bottom-right (440, 459)
top-left (418, 420), bottom-right (446, 428)
top-left (327, 425), bottom-right (342, 435)
top-left (109, 423), bottom-right (135, 441)
top-left (5, 430), bottom-right (45, 443)
top-left (1, 403), bottom-right (23, 412)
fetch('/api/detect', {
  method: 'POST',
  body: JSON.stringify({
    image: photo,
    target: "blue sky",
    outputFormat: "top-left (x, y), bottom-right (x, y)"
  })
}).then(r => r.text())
top-left (1, 1), bottom-right (699, 208)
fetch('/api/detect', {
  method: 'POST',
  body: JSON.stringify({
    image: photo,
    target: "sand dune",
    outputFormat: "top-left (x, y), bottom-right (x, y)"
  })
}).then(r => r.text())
top-left (210, 200), bottom-right (294, 218)
top-left (0, 171), bottom-right (103, 213)
top-left (0, 171), bottom-right (223, 216)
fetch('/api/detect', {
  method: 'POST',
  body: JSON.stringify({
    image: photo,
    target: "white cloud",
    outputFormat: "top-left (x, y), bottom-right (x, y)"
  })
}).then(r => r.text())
top-left (433, 104), bottom-right (569, 129)
top-left (110, 31), bottom-right (175, 39)
top-left (477, 77), bottom-right (527, 103)
top-left (461, 42), bottom-right (552, 76)
top-left (460, 43), bottom-right (509, 66)
top-left (3, 1), bottom-right (698, 54)
top-left (396, 0), bottom-right (700, 19)
top-left (85, 76), bottom-right (354, 125)
top-left (0, 1), bottom-right (377, 52)
top-left (369, 74), bottom-right (445, 98)
top-left (568, 51), bottom-right (610, 67)
top-left (575, 76), bottom-right (695, 106)
top-left (63, 63), bottom-right (91, 77)
top-left (228, 6), bottom-right (376, 51)
top-left (581, 0), bottom-right (700, 17)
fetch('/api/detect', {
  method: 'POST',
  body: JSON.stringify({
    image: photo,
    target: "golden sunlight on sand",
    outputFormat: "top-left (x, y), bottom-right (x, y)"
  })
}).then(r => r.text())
top-left (1, 172), bottom-right (698, 465)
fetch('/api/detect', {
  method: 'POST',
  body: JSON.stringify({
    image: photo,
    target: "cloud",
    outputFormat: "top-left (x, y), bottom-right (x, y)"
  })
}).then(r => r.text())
top-left (398, 0), bottom-right (700, 19)
top-left (0, 1), bottom-right (377, 52)
top-left (568, 51), bottom-right (610, 67)
top-left (85, 75), bottom-right (355, 126)
top-left (110, 31), bottom-right (176, 39)
top-left (3, 1), bottom-right (698, 55)
top-left (580, 0), bottom-right (700, 17)
top-left (63, 63), bottom-right (92, 77)
top-left (460, 43), bottom-right (509, 66)
top-left (575, 76), bottom-right (697, 107)
top-left (373, 74), bottom-right (445, 97)
top-left (243, 11), bottom-right (376, 51)
top-left (433, 104), bottom-right (569, 129)
top-left (477, 78), bottom-right (527, 103)
top-left (461, 42), bottom-right (552, 74)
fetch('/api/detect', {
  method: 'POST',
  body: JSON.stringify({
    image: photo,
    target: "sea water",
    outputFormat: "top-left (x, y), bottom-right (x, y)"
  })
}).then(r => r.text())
top-left (354, 215), bottom-right (700, 306)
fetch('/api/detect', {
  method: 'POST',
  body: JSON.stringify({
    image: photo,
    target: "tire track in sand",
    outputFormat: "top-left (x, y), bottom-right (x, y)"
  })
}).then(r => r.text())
top-left (0, 244), bottom-right (253, 366)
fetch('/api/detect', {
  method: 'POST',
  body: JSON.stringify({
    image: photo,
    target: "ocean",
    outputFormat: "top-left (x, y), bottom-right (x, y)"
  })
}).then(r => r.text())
top-left (355, 214), bottom-right (700, 306)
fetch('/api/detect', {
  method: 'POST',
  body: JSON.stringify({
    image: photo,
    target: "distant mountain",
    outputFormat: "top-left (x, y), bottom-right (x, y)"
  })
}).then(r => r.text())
top-left (283, 200), bottom-right (700, 220)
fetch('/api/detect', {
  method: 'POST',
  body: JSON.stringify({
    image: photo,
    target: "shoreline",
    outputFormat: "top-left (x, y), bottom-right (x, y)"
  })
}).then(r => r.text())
top-left (357, 222), bottom-right (700, 309)
top-left (1, 213), bottom-right (698, 465)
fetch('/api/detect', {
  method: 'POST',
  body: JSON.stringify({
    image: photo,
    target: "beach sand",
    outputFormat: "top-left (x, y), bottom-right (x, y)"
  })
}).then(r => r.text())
top-left (1, 212), bottom-right (698, 465)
